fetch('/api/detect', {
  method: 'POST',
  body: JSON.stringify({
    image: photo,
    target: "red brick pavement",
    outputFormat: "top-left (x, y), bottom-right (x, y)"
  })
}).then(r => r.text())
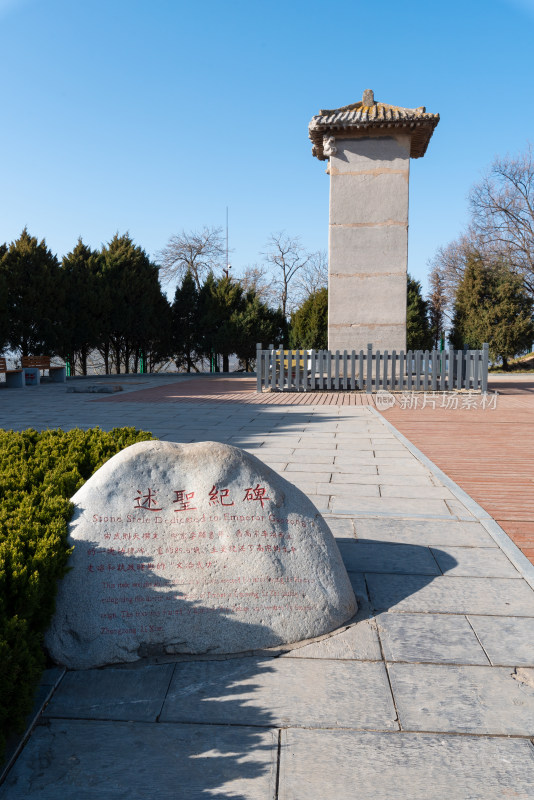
top-left (96, 376), bottom-right (376, 405)
top-left (382, 382), bottom-right (534, 566)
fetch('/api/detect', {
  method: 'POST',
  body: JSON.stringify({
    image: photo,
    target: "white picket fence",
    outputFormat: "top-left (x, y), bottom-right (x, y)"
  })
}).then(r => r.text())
top-left (256, 343), bottom-right (489, 393)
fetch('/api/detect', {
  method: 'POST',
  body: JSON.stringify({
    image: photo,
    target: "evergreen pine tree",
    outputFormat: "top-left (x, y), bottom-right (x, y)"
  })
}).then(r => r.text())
top-left (0, 244), bottom-right (8, 352)
top-left (172, 270), bottom-right (202, 372)
top-left (60, 239), bottom-right (101, 374)
top-left (289, 288), bottom-right (328, 349)
top-left (451, 255), bottom-right (534, 368)
top-left (0, 229), bottom-right (62, 357)
top-left (233, 291), bottom-right (287, 370)
top-left (199, 274), bottom-right (245, 372)
top-left (99, 233), bottom-right (171, 373)
top-left (407, 275), bottom-right (433, 350)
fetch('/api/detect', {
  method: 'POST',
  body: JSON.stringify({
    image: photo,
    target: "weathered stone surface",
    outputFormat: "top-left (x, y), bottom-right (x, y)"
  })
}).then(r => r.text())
top-left (0, 720), bottom-right (278, 800)
top-left (338, 541), bottom-right (442, 576)
top-left (43, 663), bottom-right (174, 721)
top-left (329, 134), bottom-right (411, 172)
top-left (367, 573), bottom-right (534, 616)
top-left (377, 612), bottom-right (489, 665)
top-left (45, 440), bottom-right (356, 669)
top-left (281, 620), bottom-right (381, 661)
top-left (330, 173), bottom-right (409, 225)
top-left (430, 545), bottom-right (520, 578)
top-left (467, 615), bottom-right (534, 666)
top-left (279, 729), bottom-right (534, 800)
top-left (160, 657), bottom-right (397, 729)
top-left (353, 518), bottom-right (498, 547)
top-left (389, 663), bottom-right (534, 735)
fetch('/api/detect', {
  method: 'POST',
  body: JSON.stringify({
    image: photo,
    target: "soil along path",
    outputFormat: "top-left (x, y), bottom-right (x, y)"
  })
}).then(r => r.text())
top-left (381, 376), bottom-right (534, 565)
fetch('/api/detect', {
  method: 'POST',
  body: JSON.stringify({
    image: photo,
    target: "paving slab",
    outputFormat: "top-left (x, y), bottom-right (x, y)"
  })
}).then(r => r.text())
top-left (330, 496), bottom-right (453, 518)
top-left (279, 729), bottom-right (534, 800)
top-left (366, 573), bottom-right (534, 615)
top-left (160, 657), bottom-right (397, 730)
top-left (281, 470), bottom-right (334, 483)
top-left (43, 664), bottom-right (174, 721)
top-left (287, 453), bottom-right (336, 464)
top-left (467, 615), bottom-right (534, 666)
top-left (316, 482), bottom-right (380, 497)
top-left (431, 545), bottom-right (521, 578)
top-left (380, 485), bottom-right (455, 499)
top-left (389, 662), bottom-right (534, 735)
top-left (323, 517), bottom-right (355, 539)
top-left (281, 620), bottom-right (381, 661)
top-left (376, 462), bottom-right (432, 474)
top-left (0, 719), bottom-right (277, 800)
top-left (284, 462), bottom-right (377, 475)
top-left (353, 518), bottom-right (498, 547)
top-left (338, 541), bottom-right (442, 575)
top-left (445, 498), bottom-right (476, 520)
top-left (331, 472), bottom-right (435, 485)
top-left (377, 612), bottom-right (489, 665)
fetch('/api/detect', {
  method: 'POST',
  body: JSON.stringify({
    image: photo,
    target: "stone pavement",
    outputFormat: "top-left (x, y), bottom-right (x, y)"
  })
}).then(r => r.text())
top-left (1, 375), bottom-right (534, 798)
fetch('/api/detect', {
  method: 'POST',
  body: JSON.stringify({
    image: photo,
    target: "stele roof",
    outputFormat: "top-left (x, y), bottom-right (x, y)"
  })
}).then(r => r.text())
top-left (309, 89), bottom-right (440, 160)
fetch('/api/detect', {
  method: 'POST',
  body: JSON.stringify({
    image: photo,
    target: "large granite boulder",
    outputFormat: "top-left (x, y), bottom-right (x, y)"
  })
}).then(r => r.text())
top-left (45, 440), bottom-right (357, 669)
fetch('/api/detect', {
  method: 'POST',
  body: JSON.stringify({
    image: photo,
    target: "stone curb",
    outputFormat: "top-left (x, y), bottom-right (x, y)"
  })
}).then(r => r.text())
top-left (369, 406), bottom-right (534, 591)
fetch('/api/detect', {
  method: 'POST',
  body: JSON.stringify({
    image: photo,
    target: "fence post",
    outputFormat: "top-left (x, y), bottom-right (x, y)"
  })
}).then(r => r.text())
top-left (407, 351), bottom-right (413, 391)
top-left (431, 349), bottom-right (438, 391)
top-left (366, 343), bottom-right (373, 394)
top-left (256, 343), bottom-right (262, 392)
top-left (465, 350), bottom-right (472, 391)
top-left (481, 343), bottom-right (489, 393)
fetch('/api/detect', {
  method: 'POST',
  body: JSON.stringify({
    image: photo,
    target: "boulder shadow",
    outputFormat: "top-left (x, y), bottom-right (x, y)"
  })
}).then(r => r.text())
top-left (1, 542), bottom-right (318, 799)
top-left (335, 537), bottom-right (458, 618)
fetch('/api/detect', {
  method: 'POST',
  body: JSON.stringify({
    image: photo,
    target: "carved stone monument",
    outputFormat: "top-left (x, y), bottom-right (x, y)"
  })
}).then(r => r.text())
top-left (309, 89), bottom-right (439, 353)
top-left (45, 441), bottom-right (357, 669)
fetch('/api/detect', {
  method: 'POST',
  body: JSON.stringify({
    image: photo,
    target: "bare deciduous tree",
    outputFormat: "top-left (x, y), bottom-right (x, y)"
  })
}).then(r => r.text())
top-left (427, 232), bottom-right (478, 317)
top-left (427, 263), bottom-right (448, 347)
top-left (157, 226), bottom-right (225, 290)
top-left (234, 264), bottom-right (274, 304)
top-left (293, 249), bottom-right (328, 303)
top-left (262, 232), bottom-right (311, 317)
top-left (470, 145), bottom-right (534, 296)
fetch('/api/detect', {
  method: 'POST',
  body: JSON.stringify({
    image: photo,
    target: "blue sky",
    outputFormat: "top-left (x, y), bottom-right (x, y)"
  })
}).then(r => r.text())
top-left (1, 0), bottom-right (533, 295)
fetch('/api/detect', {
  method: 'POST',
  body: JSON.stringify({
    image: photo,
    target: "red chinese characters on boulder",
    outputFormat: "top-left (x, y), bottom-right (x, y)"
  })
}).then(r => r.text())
top-left (134, 488), bottom-right (162, 512)
top-left (243, 484), bottom-right (270, 509)
top-left (173, 490), bottom-right (196, 512)
top-left (208, 485), bottom-right (234, 507)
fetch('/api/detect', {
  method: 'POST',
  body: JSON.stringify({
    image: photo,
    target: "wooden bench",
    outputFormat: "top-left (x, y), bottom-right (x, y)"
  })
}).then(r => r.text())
top-left (21, 356), bottom-right (66, 383)
top-left (0, 357), bottom-right (25, 388)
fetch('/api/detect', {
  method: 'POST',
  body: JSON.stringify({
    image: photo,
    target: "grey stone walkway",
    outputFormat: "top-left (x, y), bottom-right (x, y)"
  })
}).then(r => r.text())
top-left (2, 379), bottom-right (534, 798)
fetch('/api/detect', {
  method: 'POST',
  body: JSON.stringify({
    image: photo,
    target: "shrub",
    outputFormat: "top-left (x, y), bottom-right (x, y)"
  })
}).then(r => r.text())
top-left (0, 427), bottom-right (154, 755)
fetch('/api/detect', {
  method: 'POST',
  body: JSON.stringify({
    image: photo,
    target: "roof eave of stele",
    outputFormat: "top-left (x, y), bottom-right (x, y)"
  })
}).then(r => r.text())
top-left (309, 93), bottom-right (440, 160)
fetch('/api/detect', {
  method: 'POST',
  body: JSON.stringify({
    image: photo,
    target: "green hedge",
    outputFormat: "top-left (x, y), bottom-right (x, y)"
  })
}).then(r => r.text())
top-left (0, 427), bottom-right (154, 755)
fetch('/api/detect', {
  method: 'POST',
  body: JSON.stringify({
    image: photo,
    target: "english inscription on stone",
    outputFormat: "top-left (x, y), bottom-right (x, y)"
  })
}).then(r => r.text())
top-left (46, 441), bottom-right (357, 669)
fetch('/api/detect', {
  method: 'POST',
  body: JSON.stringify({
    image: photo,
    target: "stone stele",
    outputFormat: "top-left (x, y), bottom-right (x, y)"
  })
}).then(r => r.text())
top-left (45, 440), bottom-right (357, 669)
